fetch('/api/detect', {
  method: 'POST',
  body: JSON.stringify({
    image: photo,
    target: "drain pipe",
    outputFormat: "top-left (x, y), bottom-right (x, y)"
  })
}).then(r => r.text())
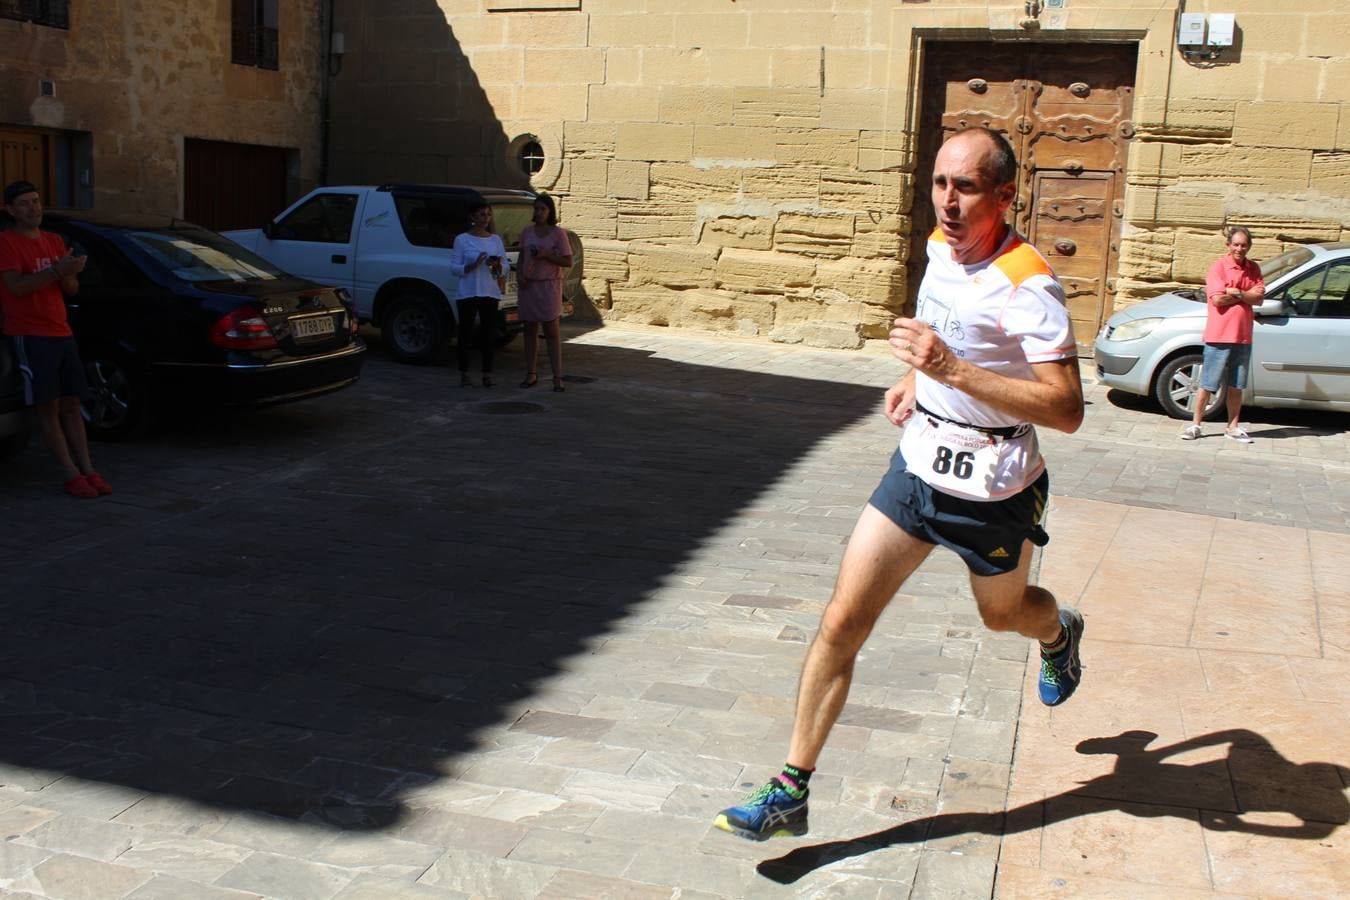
top-left (318, 0), bottom-right (335, 187)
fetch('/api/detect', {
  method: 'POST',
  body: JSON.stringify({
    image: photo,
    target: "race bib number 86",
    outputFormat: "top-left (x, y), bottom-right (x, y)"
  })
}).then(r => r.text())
top-left (900, 414), bottom-right (1002, 499)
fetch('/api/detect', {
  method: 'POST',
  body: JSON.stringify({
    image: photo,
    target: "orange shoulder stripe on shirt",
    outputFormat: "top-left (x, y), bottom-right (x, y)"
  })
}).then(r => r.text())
top-left (991, 237), bottom-right (1054, 287)
top-left (928, 226), bottom-right (947, 244)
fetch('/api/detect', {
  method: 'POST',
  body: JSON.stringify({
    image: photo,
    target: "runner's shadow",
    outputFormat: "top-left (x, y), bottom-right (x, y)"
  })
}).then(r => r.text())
top-left (758, 729), bottom-right (1349, 884)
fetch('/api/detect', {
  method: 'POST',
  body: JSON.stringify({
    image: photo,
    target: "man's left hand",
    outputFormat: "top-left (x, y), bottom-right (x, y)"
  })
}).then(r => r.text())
top-left (890, 318), bottom-right (956, 381)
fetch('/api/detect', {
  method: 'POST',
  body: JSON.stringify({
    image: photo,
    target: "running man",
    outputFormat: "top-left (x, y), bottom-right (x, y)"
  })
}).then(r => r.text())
top-left (715, 127), bottom-right (1086, 841)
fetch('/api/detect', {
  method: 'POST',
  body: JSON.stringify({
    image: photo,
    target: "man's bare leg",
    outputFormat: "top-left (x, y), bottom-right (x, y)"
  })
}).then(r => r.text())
top-left (34, 399), bottom-right (81, 481)
top-left (786, 504), bottom-right (935, 770)
top-left (971, 540), bottom-right (1084, 706)
top-left (715, 504), bottom-right (934, 840)
top-left (58, 395), bottom-right (94, 475)
top-left (1184, 386), bottom-right (1210, 439)
top-left (1223, 386), bottom-right (1253, 441)
top-left (968, 540), bottom-right (1059, 641)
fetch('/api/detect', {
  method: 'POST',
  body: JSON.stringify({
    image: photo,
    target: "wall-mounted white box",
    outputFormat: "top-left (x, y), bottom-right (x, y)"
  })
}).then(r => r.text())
top-left (1178, 13), bottom-right (1206, 46)
top-left (1208, 13), bottom-right (1235, 47)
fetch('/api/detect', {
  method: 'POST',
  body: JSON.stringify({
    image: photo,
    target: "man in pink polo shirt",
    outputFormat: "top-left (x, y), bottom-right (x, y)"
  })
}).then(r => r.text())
top-left (1183, 227), bottom-right (1265, 442)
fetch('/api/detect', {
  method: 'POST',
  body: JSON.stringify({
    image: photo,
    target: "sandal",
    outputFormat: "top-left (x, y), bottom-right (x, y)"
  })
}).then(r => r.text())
top-left (460, 372), bottom-right (473, 387)
top-left (520, 372), bottom-right (538, 388)
top-left (552, 377), bottom-right (566, 393)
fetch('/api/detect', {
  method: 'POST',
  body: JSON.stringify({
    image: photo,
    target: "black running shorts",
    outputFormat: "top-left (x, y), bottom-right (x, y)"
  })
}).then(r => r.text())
top-left (868, 446), bottom-right (1050, 577)
top-left (11, 335), bottom-right (88, 406)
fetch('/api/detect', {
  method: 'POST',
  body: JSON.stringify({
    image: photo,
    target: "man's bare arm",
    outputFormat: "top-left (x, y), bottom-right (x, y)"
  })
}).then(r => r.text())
top-left (1, 267), bottom-right (60, 298)
top-left (0, 252), bottom-right (84, 297)
top-left (890, 318), bottom-right (1085, 434)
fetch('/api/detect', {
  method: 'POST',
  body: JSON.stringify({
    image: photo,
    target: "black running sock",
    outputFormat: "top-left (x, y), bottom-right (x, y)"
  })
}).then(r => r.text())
top-left (777, 763), bottom-right (813, 798)
top-left (1040, 623), bottom-right (1068, 655)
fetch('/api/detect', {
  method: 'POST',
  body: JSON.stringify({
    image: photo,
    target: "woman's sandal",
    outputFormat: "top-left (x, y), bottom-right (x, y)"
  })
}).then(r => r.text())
top-left (552, 377), bottom-right (566, 393)
top-left (520, 372), bottom-right (538, 388)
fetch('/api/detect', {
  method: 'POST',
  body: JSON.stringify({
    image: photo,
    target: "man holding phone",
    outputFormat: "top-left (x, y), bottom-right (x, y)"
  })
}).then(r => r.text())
top-left (0, 180), bottom-right (111, 498)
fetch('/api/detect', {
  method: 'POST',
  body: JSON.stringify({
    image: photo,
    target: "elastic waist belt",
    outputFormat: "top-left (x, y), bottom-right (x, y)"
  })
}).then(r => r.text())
top-left (916, 403), bottom-right (1030, 439)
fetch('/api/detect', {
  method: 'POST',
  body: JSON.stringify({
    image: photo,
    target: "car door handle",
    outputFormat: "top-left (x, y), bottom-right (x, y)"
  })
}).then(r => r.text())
top-left (331, 254), bottom-right (347, 264)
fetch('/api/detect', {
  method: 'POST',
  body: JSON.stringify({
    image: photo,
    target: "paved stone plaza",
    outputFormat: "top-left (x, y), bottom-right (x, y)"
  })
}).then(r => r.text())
top-left (0, 324), bottom-right (1346, 898)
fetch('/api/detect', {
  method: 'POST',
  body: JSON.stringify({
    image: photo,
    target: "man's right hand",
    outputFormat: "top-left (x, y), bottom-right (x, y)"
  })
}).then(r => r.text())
top-left (884, 376), bottom-right (916, 427)
top-left (54, 252), bottom-right (86, 278)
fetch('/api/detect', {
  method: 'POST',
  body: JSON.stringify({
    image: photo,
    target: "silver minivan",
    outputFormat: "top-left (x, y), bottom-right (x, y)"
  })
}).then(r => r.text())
top-left (1093, 243), bottom-right (1350, 419)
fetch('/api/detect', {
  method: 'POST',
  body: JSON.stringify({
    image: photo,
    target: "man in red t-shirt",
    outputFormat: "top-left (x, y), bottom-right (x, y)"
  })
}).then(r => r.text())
top-left (1183, 227), bottom-right (1265, 443)
top-left (0, 180), bottom-right (111, 498)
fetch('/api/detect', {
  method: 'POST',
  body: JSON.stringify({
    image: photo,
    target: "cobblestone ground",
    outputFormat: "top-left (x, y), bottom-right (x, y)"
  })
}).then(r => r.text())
top-left (0, 324), bottom-right (1345, 899)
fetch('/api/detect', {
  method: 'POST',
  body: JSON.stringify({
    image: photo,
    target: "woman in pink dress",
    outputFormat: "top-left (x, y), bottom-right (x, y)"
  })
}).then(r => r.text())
top-left (516, 194), bottom-right (573, 392)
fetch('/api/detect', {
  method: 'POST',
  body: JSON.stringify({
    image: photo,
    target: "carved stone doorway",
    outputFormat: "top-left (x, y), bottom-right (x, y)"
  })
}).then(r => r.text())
top-left (909, 41), bottom-right (1137, 350)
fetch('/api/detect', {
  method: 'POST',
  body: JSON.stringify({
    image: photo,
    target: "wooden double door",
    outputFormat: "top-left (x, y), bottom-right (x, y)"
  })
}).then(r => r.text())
top-left (1, 128), bottom-right (53, 201)
top-left (911, 42), bottom-right (1137, 349)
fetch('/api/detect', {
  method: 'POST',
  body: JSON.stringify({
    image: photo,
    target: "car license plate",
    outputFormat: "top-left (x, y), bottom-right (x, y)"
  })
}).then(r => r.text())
top-left (292, 315), bottom-right (335, 340)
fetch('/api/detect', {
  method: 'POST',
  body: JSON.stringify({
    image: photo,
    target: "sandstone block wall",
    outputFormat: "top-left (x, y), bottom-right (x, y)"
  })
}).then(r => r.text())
top-left (1117, 4), bottom-right (1350, 306)
top-left (336, 1), bottom-right (1350, 345)
top-left (0, 2), bottom-right (323, 216)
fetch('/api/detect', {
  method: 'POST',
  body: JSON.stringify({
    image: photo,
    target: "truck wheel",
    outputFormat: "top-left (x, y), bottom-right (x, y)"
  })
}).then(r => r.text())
top-left (1154, 352), bottom-right (1227, 421)
top-left (384, 293), bottom-right (447, 364)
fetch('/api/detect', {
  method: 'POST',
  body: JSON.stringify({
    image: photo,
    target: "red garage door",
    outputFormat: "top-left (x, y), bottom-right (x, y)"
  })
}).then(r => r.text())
top-left (184, 138), bottom-right (289, 231)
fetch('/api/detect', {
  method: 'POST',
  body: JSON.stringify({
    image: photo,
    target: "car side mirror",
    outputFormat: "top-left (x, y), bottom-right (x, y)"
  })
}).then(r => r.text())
top-left (1253, 297), bottom-right (1285, 317)
top-left (262, 221), bottom-right (275, 240)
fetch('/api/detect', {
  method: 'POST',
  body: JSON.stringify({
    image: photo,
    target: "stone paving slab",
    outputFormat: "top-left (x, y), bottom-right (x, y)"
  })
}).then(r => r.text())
top-left (0, 324), bottom-right (1346, 898)
top-left (1002, 497), bottom-right (1350, 898)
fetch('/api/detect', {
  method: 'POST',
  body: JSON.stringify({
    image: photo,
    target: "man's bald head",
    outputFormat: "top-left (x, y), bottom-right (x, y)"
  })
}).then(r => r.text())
top-left (946, 127), bottom-right (1018, 189)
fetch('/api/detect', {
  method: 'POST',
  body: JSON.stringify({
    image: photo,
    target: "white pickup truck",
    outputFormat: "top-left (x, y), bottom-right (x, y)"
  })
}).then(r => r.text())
top-left (224, 184), bottom-right (580, 364)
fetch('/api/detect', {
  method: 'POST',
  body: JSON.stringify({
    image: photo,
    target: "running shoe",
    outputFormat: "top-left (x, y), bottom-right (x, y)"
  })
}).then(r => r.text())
top-left (1225, 427), bottom-right (1253, 443)
top-left (1181, 424), bottom-right (1202, 441)
top-left (714, 779), bottom-right (808, 841)
top-left (1038, 607), bottom-right (1085, 706)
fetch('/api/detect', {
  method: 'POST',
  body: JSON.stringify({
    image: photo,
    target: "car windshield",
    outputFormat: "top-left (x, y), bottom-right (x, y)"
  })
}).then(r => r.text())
top-left (1261, 247), bottom-right (1315, 284)
top-left (126, 225), bottom-right (285, 282)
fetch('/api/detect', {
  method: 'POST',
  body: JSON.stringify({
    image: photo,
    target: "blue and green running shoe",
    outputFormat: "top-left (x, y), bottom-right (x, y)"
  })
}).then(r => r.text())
top-left (714, 778), bottom-right (808, 841)
top-left (1039, 607), bottom-right (1085, 706)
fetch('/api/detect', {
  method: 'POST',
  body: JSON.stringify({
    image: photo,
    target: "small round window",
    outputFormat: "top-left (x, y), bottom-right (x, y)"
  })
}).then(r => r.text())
top-left (518, 140), bottom-right (545, 177)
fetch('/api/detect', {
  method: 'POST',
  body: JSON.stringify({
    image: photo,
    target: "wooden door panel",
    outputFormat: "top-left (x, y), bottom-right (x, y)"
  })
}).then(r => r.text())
top-left (1030, 170), bottom-right (1115, 344)
top-left (1027, 132), bottom-right (1122, 171)
top-left (912, 41), bottom-right (1136, 344)
top-left (939, 81), bottom-right (1024, 132)
top-left (1, 131), bottom-right (47, 195)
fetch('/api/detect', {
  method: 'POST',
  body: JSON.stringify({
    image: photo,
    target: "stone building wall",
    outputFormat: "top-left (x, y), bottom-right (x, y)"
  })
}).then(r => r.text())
top-left (333, 0), bottom-right (1350, 347)
top-left (1119, 2), bottom-right (1350, 305)
top-left (0, 1), bottom-right (324, 216)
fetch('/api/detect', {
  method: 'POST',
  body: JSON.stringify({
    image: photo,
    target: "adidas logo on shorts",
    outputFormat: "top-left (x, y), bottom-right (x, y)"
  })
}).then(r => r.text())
top-left (988, 546), bottom-right (1009, 559)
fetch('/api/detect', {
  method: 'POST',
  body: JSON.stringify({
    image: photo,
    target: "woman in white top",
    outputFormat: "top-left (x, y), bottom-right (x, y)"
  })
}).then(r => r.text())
top-left (450, 202), bottom-right (509, 387)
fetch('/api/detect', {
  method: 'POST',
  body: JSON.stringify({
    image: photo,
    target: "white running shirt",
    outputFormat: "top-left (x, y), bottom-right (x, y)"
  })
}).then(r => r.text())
top-left (906, 227), bottom-right (1076, 498)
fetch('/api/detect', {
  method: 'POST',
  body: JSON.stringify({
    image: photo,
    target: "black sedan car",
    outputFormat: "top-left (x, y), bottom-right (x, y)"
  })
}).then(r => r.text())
top-left (26, 211), bottom-right (366, 439)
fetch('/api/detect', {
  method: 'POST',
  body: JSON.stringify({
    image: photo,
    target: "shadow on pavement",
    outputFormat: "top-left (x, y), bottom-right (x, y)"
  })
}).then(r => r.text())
top-left (1103, 388), bottom-right (1350, 438)
top-left (757, 728), bottom-right (1349, 884)
top-left (0, 340), bottom-right (884, 830)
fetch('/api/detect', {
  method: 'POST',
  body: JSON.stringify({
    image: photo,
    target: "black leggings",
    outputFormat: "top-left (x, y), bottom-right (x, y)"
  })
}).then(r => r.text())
top-left (456, 297), bottom-right (499, 373)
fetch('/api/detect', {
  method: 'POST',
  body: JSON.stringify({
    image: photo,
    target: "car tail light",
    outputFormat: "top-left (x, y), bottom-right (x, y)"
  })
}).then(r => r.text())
top-left (334, 288), bottom-right (359, 336)
top-left (210, 305), bottom-right (278, 350)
